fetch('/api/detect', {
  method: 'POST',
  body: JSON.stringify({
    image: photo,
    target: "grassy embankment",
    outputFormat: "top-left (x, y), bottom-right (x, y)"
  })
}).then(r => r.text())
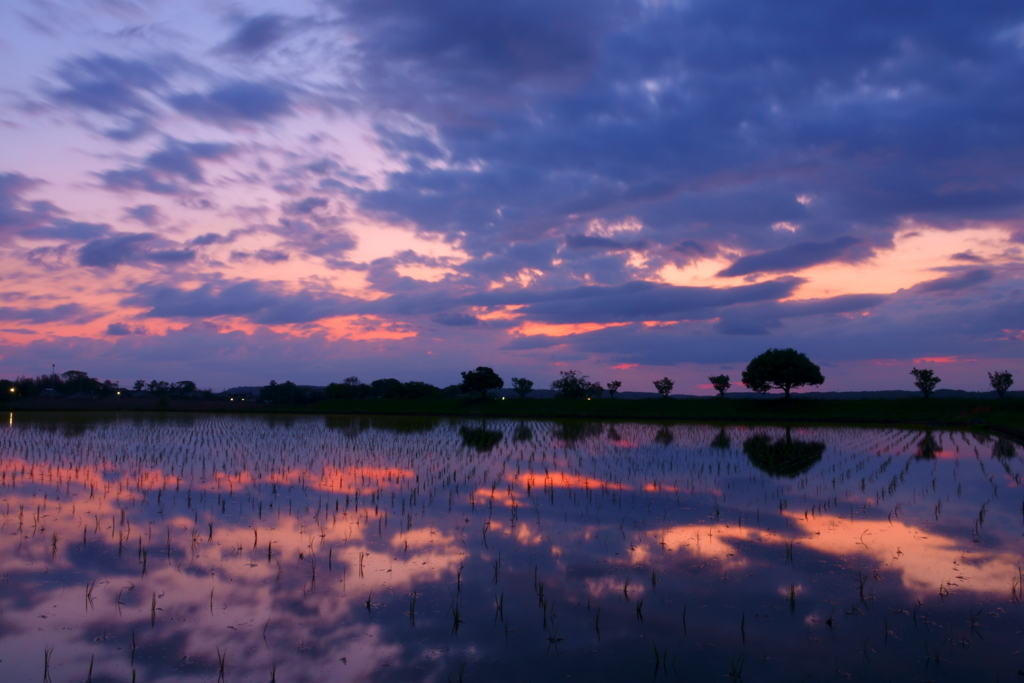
top-left (6, 395), bottom-right (1023, 438)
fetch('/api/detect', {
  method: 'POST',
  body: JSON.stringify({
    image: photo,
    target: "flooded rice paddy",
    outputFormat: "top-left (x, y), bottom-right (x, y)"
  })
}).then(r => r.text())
top-left (0, 413), bottom-right (1022, 682)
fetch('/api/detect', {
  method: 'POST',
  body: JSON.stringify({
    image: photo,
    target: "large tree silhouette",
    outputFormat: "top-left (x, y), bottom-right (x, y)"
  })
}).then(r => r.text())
top-left (742, 348), bottom-right (824, 398)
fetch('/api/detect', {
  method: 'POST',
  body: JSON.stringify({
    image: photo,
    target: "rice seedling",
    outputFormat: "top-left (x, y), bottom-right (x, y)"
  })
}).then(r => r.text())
top-left (43, 644), bottom-right (53, 683)
top-left (217, 647), bottom-right (227, 682)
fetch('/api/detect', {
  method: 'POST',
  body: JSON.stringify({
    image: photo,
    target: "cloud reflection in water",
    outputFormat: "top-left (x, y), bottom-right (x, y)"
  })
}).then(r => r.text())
top-left (0, 416), bottom-right (1021, 681)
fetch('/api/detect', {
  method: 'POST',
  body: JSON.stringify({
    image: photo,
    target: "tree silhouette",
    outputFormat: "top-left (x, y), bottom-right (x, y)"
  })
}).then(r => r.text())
top-left (460, 367), bottom-right (504, 398)
top-left (147, 380), bottom-right (170, 396)
top-left (326, 377), bottom-right (372, 399)
top-left (709, 374), bottom-right (731, 397)
top-left (742, 348), bottom-right (824, 398)
top-left (653, 377), bottom-right (674, 397)
top-left (910, 368), bottom-right (940, 398)
top-left (989, 371), bottom-right (1014, 398)
top-left (370, 378), bottom-right (405, 399)
top-left (606, 380), bottom-right (622, 398)
top-left (743, 428), bottom-right (825, 477)
top-left (171, 381), bottom-right (197, 396)
top-left (260, 380), bottom-right (303, 405)
top-left (511, 377), bottom-right (534, 398)
top-left (551, 370), bottom-right (592, 398)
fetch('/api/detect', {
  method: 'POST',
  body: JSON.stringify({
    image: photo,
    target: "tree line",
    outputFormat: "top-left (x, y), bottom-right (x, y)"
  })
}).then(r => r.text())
top-left (0, 371), bottom-right (212, 401)
top-left (1, 350), bottom-right (1015, 405)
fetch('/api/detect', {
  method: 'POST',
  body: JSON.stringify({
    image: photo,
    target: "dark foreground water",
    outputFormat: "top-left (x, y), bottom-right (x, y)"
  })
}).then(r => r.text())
top-left (0, 413), bottom-right (1021, 682)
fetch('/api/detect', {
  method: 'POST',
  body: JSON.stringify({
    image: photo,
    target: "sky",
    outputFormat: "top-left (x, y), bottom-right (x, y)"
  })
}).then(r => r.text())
top-left (0, 0), bottom-right (1023, 393)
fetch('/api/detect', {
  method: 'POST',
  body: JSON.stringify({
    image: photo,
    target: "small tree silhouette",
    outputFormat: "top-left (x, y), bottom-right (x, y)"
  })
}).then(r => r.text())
top-left (606, 380), bottom-right (622, 398)
top-left (511, 377), bottom-right (534, 398)
top-left (709, 374), bottom-right (731, 397)
top-left (910, 368), bottom-right (940, 398)
top-left (653, 377), bottom-right (674, 398)
top-left (989, 371), bottom-right (1013, 398)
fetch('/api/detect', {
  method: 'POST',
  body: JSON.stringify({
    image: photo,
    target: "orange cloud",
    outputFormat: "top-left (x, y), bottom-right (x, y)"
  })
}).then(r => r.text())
top-left (514, 321), bottom-right (630, 337)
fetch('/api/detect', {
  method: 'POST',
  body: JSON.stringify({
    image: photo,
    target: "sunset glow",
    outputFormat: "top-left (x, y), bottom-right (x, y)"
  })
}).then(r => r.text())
top-left (0, 0), bottom-right (1020, 391)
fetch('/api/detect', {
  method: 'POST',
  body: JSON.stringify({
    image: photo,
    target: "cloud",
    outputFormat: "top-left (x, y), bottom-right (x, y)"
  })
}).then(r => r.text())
top-left (713, 293), bottom-right (888, 335)
top-left (105, 322), bottom-right (132, 336)
top-left (0, 173), bottom-right (64, 241)
top-left (284, 197), bottom-right (329, 215)
top-left (0, 303), bottom-right (90, 324)
top-left (47, 53), bottom-right (166, 115)
top-left (231, 249), bottom-right (290, 263)
top-left (145, 140), bottom-right (236, 182)
top-left (147, 249), bottom-right (195, 264)
top-left (492, 278), bottom-right (804, 324)
top-left (99, 168), bottom-right (182, 195)
top-left (432, 312), bottom-right (479, 326)
top-left (78, 232), bottom-right (155, 269)
top-left (717, 237), bottom-right (867, 278)
top-left (169, 81), bottom-right (293, 127)
top-left (218, 14), bottom-right (293, 55)
top-left (123, 280), bottom-right (355, 324)
top-left (564, 234), bottom-right (647, 252)
top-left (274, 217), bottom-right (357, 265)
top-left (100, 138), bottom-right (236, 194)
top-left (20, 219), bottom-right (110, 242)
top-left (124, 205), bottom-right (163, 226)
top-left (338, 0), bottom-right (615, 89)
top-left (914, 268), bottom-right (993, 293)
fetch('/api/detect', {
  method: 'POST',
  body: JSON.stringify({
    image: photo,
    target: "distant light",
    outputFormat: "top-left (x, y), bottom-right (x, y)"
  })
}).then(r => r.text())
top-left (587, 397), bottom-right (591, 400)
top-left (230, 398), bottom-right (234, 401)
top-left (502, 397), bottom-right (505, 400)
top-left (8, 388), bottom-right (13, 393)
top-left (116, 391), bottom-right (121, 395)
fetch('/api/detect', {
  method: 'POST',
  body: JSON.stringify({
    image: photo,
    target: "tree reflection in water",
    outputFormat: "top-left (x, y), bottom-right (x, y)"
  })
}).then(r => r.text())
top-left (552, 420), bottom-right (604, 446)
top-left (993, 438), bottom-right (1017, 459)
top-left (710, 428), bottom-right (731, 450)
top-left (915, 431), bottom-right (941, 459)
top-left (654, 426), bottom-right (674, 446)
top-left (459, 424), bottom-right (503, 452)
top-left (743, 427), bottom-right (826, 477)
top-left (512, 422), bottom-right (533, 443)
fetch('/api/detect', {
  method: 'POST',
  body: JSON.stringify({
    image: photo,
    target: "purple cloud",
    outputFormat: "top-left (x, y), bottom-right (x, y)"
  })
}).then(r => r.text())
top-left (170, 81), bottom-right (293, 127)
top-left (218, 14), bottom-right (293, 55)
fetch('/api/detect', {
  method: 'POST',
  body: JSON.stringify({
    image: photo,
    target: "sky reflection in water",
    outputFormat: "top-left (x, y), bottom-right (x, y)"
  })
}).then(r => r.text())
top-left (0, 414), bottom-right (1021, 682)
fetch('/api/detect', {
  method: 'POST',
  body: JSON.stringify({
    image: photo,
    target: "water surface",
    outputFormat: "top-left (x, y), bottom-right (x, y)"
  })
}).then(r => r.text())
top-left (0, 413), bottom-right (1021, 681)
